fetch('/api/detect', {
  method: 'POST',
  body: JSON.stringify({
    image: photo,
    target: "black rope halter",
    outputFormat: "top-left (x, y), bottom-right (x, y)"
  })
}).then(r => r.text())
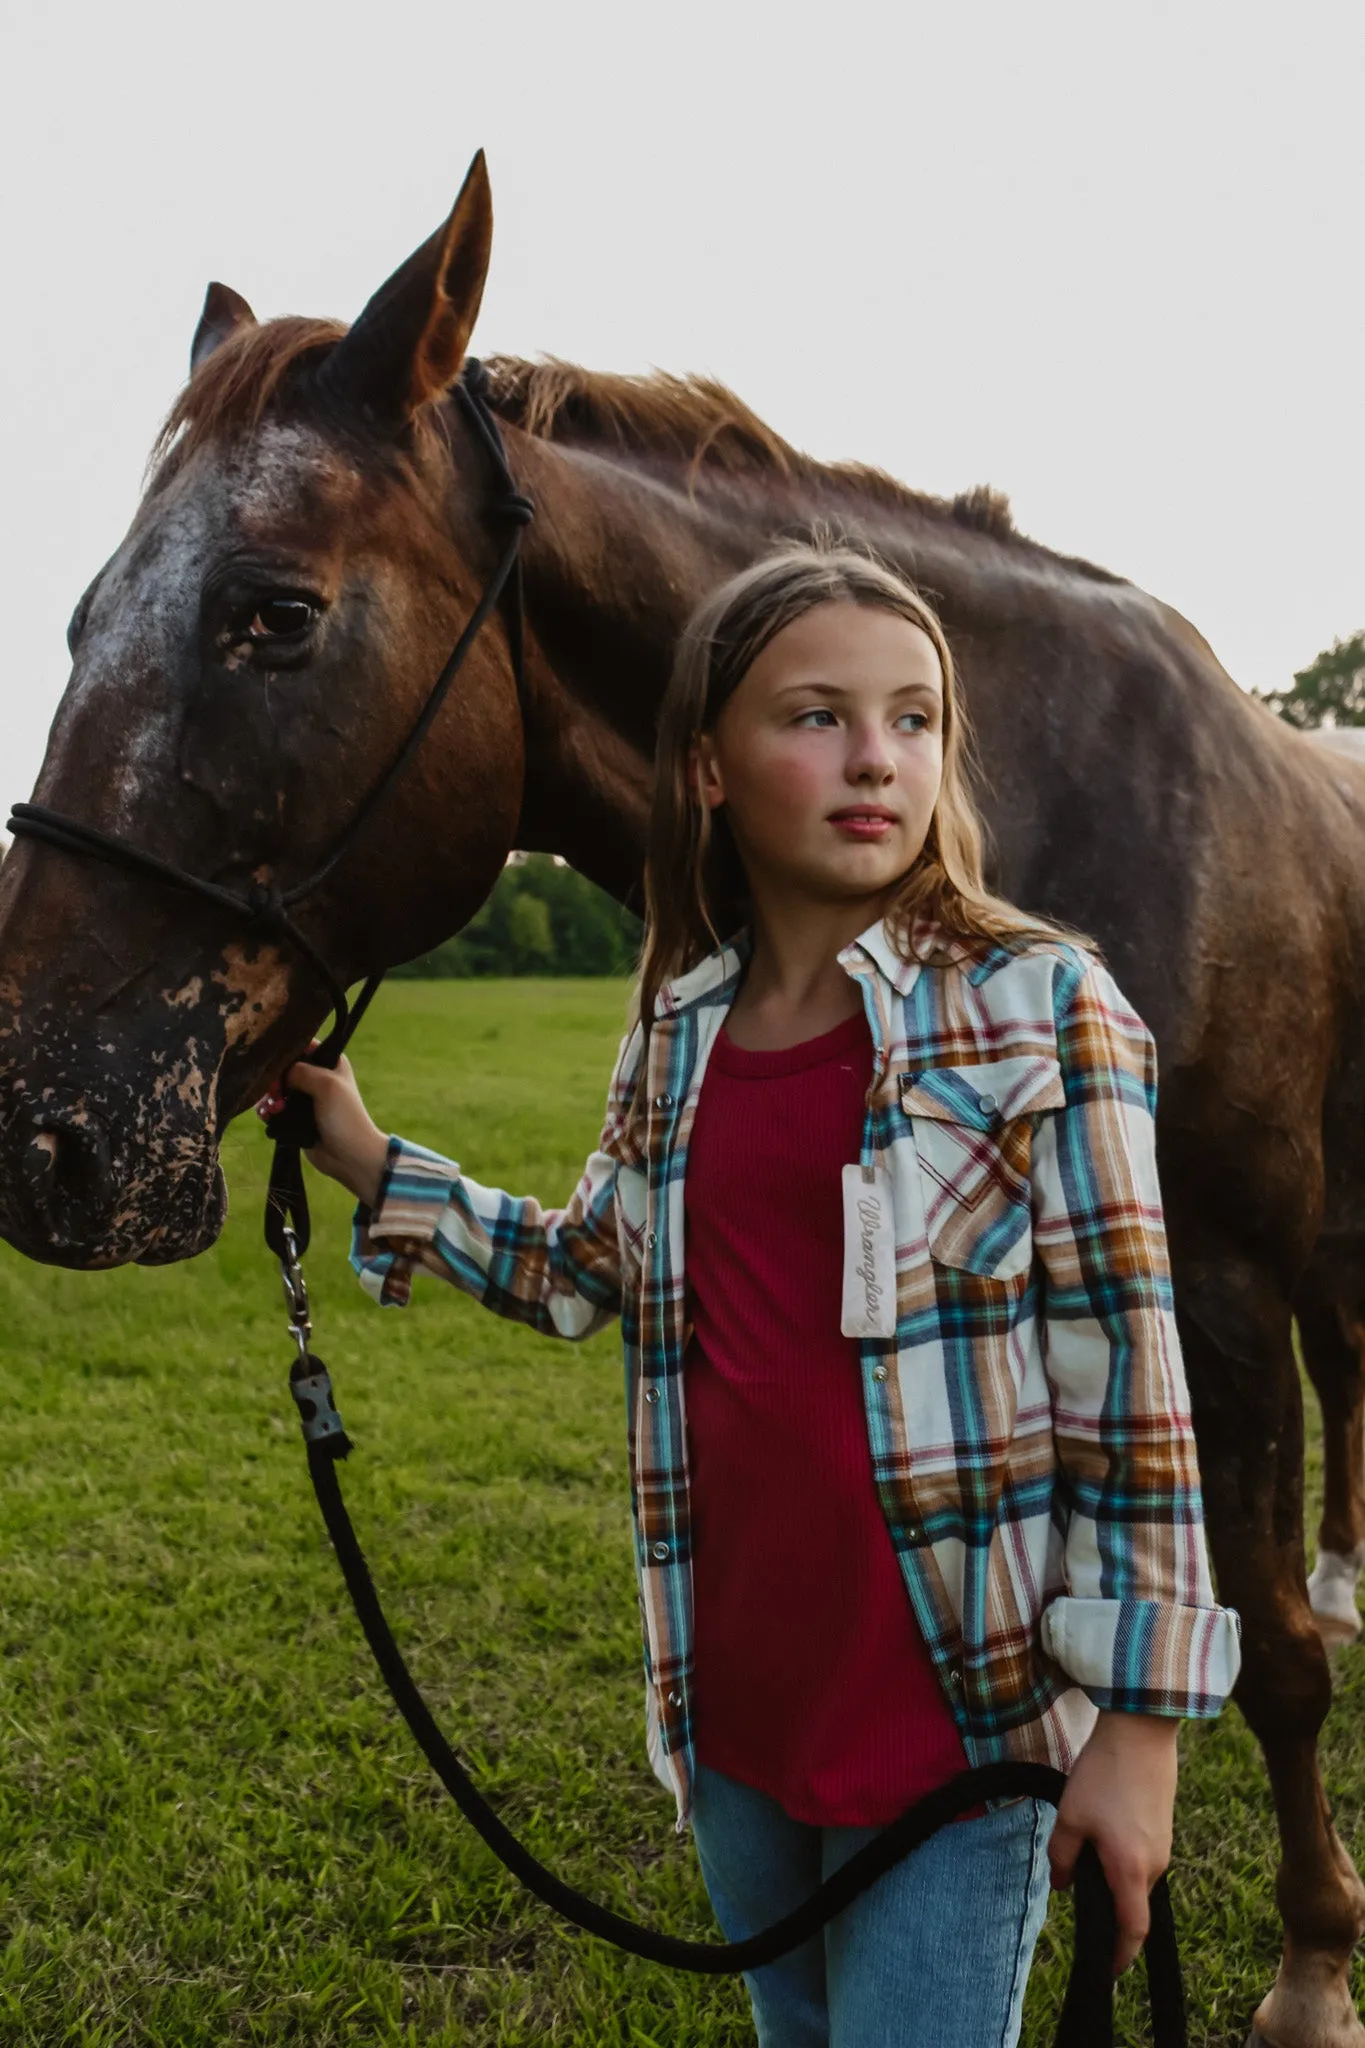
top-left (8, 359), bottom-right (532, 1257)
top-left (4, 358), bottom-right (1186, 2040)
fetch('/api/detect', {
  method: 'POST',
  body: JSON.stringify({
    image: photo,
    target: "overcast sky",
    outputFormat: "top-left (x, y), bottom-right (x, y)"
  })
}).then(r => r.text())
top-left (2, 0), bottom-right (1361, 806)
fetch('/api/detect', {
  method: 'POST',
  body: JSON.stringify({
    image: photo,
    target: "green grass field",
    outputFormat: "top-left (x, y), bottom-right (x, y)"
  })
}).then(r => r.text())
top-left (0, 979), bottom-right (1360, 2045)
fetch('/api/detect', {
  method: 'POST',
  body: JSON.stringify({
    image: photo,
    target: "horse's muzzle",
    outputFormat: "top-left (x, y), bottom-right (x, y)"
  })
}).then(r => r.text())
top-left (0, 1081), bottom-right (227, 1269)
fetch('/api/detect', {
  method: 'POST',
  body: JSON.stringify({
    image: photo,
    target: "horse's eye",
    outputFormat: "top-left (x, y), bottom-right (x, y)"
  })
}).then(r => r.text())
top-left (248, 596), bottom-right (316, 641)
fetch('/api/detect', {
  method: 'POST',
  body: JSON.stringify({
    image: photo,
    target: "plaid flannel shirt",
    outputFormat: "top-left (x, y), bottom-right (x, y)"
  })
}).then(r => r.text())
top-left (351, 914), bottom-right (1240, 1825)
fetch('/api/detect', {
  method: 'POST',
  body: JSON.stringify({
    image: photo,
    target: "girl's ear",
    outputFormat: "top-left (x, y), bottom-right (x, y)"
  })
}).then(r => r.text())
top-left (691, 733), bottom-right (726, 811)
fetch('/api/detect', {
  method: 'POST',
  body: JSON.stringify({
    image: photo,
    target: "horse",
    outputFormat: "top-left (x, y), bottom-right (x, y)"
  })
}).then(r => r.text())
top-left (2, 153), bottom-right (1364, 2047)
top-left (1289, 726), bottom-right (1365, 1659)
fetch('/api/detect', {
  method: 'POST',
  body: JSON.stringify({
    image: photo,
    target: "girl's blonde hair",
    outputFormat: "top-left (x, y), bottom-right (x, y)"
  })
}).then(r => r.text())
top-left (631, 538), bottom-right (1093, 1060)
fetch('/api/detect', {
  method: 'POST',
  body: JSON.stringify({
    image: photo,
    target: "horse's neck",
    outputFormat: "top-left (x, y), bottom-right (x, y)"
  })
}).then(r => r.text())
top-left (502, 430), bottom-right (1067, 906)
top-left (508, 436), bottom-right (760, 902)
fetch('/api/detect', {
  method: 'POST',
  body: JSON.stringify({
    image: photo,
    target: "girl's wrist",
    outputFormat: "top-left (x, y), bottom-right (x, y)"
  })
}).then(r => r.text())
top-left (352, 1128), bottom-right (392, 1208)
top-left (1092, 1708), bottom-right (1180, 1748)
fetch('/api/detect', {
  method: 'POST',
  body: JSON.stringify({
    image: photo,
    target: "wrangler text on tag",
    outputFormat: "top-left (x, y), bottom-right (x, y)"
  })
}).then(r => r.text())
top-left (841, 1164), bottom-right (897, 1339)
top-left (854, 1194), bottom-right (884, 1316)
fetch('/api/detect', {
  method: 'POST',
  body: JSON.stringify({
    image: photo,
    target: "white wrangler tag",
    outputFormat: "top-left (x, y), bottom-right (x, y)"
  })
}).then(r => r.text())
top-left (841, 1165), bottom-right (897, 1338)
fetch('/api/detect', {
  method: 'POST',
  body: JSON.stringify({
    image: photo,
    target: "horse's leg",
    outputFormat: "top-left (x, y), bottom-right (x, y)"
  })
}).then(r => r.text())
top-left (1178, 1263), bottom-right (1365, 2048)
top-left (1297, 1273), bottom-right (1365, 1649)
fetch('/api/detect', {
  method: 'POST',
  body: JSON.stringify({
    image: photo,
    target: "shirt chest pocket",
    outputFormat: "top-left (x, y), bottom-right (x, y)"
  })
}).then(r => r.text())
top-left (899, 1056), bottom-right (1065, 1279)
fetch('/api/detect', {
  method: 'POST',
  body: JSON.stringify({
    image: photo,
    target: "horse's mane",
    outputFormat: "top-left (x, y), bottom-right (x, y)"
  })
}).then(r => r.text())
top-left (482, 354), bottom-right (1023, 544)
top-left (147, 320), bottom-right (1116, 578)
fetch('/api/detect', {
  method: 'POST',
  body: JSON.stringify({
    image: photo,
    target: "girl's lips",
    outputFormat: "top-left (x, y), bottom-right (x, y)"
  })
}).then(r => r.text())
top-left (830, 812), bottom-right (897, 839)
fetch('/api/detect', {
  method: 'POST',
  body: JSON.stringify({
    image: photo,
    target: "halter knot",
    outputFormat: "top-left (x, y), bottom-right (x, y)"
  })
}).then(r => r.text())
top-left (246, 881), bottom-right (288, 934)
top-left (497, 492), bottom-right (535, 528)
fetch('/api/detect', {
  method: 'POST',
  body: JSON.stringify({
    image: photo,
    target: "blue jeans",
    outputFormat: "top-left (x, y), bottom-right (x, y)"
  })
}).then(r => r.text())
top-left (691, 1765), bottom-right (1055, 2048)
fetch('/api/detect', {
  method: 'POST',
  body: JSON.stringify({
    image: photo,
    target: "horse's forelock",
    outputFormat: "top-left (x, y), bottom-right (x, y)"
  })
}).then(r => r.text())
top-left (149, 317), bottom-right (350, 476)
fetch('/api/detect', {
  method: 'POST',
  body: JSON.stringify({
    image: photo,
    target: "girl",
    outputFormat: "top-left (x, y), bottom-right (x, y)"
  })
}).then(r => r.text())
top-left (287, 543), bottom-right (1240, 2048)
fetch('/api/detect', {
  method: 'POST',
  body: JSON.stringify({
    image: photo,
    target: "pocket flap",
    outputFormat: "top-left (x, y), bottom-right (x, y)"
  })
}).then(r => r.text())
top-left (899, 1055), bottom-right (1065, 1129)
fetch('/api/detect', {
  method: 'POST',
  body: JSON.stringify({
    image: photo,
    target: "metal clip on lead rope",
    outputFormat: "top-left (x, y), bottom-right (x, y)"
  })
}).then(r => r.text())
top-left (279, 1225), bottom-right (312, 1364)
top-left (280, 1228), bottom-right (350, 1457)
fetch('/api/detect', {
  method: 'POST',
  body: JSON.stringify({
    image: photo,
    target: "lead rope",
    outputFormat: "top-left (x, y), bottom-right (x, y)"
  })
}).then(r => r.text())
top-left (8, 359), bottom-right (1186, 2040)
top-left (284, 1267), bottom-right (1186, 2038)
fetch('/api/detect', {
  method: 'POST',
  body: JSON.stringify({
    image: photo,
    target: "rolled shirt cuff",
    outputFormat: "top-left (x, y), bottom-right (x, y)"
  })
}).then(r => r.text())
top-left (349, 1135), bottom-right (461, 1306)
top-left (1041, 1595), bottom-right (1242, 1718)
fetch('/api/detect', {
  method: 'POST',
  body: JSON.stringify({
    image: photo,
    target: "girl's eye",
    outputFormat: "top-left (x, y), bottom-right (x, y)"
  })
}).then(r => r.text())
top-left (247, 596), bottom-right (318, 642)
top-left (792, 706), bottom-right (933, 732)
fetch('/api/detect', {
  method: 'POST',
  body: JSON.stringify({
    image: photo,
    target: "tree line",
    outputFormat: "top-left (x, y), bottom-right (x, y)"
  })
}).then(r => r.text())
top-left (1258, 630), bottom-right (1365, 730)
top-left (393, 854), bottom-right (642, 979)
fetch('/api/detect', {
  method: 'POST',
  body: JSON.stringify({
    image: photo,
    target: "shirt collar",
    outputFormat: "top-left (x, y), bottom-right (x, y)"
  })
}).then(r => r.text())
top-left (652, 925), bottom-right (752, 1018)
top-left (653, 909), bottom-right (970, 1018)
top-left (839, 910), bottom-right (973, 990)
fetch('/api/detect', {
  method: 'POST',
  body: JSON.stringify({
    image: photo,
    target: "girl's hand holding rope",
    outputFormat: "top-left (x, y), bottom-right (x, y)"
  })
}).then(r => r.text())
top-left (258, 1056), bottom-right (390, 1209)
top-left (1049, 1710), bottom-right (1179, 1974)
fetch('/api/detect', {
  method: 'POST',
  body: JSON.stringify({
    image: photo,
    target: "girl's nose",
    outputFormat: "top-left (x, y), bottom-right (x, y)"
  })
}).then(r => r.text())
top-left (845, 724), bottom-right (897, 782)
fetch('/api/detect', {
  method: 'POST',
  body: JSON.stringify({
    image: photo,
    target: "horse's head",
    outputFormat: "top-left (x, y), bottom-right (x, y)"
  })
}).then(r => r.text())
top-left (0, 154), bottom-right (527, 1268)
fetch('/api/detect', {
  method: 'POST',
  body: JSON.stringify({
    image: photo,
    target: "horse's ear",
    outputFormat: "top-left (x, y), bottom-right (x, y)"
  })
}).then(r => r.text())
top-left (323, 151), bottom-right (493, 428)
top-left (191, 283), bottom-right (257, 372)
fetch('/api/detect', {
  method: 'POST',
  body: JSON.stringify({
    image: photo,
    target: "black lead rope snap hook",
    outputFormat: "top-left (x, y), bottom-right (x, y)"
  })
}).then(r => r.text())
top-left (278, 1223), bottom-right (312, 1360)
top-left (277, 1222), bottom-right (352, 1461)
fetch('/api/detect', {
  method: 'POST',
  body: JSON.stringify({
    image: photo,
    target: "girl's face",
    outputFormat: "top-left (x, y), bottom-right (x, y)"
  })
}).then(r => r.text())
top-left (694, 599), bottom-right (945, 912)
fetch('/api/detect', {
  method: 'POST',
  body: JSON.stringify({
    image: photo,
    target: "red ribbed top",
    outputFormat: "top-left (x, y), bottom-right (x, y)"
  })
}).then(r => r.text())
top-left (683, 1007), bottom-right (969, 1826)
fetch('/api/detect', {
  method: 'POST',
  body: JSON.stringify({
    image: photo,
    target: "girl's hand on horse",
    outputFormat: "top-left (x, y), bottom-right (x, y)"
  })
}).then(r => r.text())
top-left (1048, 1709), bottom-right (1179, 1975)
top-left (269, 1055), bottom-right (391, 1207)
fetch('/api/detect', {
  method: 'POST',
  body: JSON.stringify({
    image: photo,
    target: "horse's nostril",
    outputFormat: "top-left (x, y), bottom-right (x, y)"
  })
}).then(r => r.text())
top-left (21, 1129), bottom-right (58, 1198)
top-left (22, 1117), bottom-right (112, 1230)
